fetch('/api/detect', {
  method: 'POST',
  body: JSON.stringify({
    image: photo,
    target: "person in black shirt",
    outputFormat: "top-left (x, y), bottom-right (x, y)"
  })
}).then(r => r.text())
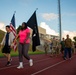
top-left (0, 26), bottom-right (15, 66)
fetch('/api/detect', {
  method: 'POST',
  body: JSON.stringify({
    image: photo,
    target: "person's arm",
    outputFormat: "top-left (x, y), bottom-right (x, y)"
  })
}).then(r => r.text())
top-left (24, 29), bottom-right (30, 43)
top-left (64, 40), bottom-right (66, 47)
top-left (10, 34), bottom-right (19, 48)
top-left (70, 39), bottom-right (72, 47)
top-left (10, 32), bottom-right (15, 43)
top-left (24, 33), bottom-right (30, 43)
top-left (14, 34), bottom-right (19, 42)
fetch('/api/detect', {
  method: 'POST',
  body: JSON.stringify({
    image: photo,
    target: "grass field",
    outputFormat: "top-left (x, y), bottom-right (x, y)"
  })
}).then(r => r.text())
top-left (0, 50), bottom-right (45, 58)
top-left (0, 45), bottom-right (44, 57)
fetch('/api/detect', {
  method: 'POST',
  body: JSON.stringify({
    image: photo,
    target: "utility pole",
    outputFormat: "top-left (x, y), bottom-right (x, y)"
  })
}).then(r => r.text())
top-left (58, 0), bottom-right (62, 41)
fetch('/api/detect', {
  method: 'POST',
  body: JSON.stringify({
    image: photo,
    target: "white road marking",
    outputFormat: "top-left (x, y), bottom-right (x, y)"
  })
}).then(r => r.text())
top-left (31, 60), bottom-right (65, 75)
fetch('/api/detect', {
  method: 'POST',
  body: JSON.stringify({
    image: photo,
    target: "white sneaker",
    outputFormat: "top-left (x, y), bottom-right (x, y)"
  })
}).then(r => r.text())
top-left (17, 65), bottom-right (23, 69)
top-left (29, 59), bottom-right (33, 66)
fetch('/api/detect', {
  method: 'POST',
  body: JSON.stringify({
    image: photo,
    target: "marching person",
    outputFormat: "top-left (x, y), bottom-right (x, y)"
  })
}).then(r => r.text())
top-left (44, 40), bottom-right (49, 55)
top-left (64, 35), bottom-right (72, 60)
top-left (51, 37), bottom-right (57, 57)
top-left (55, 39), bottom-right (60, 56)
top-left (0, 25), bottom-right (15, 66)
top-left (14, 22), bottom-right (33, 69)
top-left (60, 38), bottom-right (65, 54)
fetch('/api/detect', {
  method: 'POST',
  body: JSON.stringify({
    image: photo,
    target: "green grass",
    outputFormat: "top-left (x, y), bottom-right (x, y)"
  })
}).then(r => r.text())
top-left (29, 51), bottom-right (45, 55)
top-left (0, 50), bottom-right (45, 58)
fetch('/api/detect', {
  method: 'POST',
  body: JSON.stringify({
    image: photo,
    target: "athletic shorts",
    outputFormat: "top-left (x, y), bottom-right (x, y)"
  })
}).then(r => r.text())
top-left (2, 45), bottom-right (11, 54)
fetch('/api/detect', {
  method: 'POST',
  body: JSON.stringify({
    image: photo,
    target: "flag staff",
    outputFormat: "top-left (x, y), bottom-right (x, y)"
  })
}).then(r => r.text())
top-left (35, 8), bottom-right (38, 11)
top-left (14, 11), bottom-right (16, 14)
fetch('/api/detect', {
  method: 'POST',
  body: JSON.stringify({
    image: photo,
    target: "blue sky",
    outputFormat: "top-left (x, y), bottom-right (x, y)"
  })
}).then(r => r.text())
top-left (0, 0), bottom-right (76, 33)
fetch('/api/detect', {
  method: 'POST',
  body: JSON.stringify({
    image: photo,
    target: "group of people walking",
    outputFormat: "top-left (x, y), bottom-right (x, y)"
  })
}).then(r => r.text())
top-left (0, 22), bottom-right (33, 69)
top-left (0, 22), bottom-right (75, 69)
top-left (44, 34), bottom-right (75, 60)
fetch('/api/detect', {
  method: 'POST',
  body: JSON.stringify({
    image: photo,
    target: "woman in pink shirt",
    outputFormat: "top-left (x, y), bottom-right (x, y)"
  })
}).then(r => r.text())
top-left (14, 22), bottom-right (33, 69)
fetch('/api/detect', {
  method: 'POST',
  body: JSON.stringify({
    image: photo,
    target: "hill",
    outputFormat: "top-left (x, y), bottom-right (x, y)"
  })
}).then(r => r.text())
top-left (0, 30), bottom-right (5, 43)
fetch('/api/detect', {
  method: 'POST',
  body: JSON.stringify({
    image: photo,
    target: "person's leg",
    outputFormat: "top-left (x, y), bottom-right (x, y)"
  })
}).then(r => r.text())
top-left (23, 43), bottom-right (33, 66)
top-left (56, 47), bottom-right (60, 56)
top-left (64, 48), bottom-right (68, 60)
top-left (61, 47), bottom-right (64, 54)
top-left (53, 47), bottom-right (56, 56)
top-left (7, 53), bottom-right (11, 61)
top-left (56, 47), bottom-right (60, 57)
top-left (5, 53), bottom-right (11, 66)
top-left (50, 48), bottom-right (53, 57)
top-left (55, 47), bottom-right (57, 56)
top-left (2, 45), bottom-right (11, 66)
top-left (55, 47), bottom-right (57, 57)
top-left (45, 48), bottom-right (48, 55)
top-left (23, 43), bottom-right (30, 60)
top-left (7, 46), bottom-right (11, 62)
top-left (3, 53), bottom-right (9, 62)
top-left (17, 43), bottom-right (23, 69)
top-left (18, 43), bottom-right (23, 62)
top-left (61, 48), bottom-right (65, 57)
top-left (68, 48), bottom-right (72, 59)
top-left (2, 46), bottom-right (8, 58)
top-left (3, 53), bottom-right (11, 61)
top-left (44, 48), bottom-right (46, 54)
top-left (3, 53), bottom-right (8, 57)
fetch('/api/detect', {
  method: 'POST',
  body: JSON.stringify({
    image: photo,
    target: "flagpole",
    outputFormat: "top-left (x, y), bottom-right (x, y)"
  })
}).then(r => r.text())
top-left (14, 11), bottom-right (16, 15)
top-left (35, 8), bottom-right (38, 12)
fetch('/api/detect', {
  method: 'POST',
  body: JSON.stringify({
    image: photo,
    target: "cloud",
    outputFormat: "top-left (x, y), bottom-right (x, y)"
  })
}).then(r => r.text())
top-left (42, 13), bottom-right (58, 21)
top-left (39, 22), bottom-right (76, 40)
top-left (0, 23), bottom-right (6, 32)
top-left (40, 22), bottom-right (58, 36)
top-left (62, 30), bottom-right (76, 40)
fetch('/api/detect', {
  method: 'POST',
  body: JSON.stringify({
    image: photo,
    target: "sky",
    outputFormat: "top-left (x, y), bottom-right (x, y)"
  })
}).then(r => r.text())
top-left (0, 0), bottom-right (76, 39)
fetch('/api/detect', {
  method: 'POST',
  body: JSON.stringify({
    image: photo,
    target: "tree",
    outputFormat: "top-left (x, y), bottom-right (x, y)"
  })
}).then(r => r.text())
top-left (17, 25), bottom-right (21, 34)
top-left (73, 36), bottom-right (76, 42)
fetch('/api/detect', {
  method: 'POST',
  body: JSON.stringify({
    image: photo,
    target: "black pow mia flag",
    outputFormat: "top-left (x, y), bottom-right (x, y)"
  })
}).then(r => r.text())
top-left (27, 11), bottom-right (40, 52)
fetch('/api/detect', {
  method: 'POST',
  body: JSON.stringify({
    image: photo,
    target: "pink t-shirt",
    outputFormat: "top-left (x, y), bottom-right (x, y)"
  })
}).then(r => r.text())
top-left (19, 28), bottom-right (30, 44)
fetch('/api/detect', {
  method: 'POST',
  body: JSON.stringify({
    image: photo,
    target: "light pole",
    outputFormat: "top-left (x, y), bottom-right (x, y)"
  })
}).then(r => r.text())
top-left (58, 0), bottom-right (62, 41)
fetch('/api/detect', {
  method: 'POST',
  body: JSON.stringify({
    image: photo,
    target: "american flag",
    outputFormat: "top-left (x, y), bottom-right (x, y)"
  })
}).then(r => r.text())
top-left (10, 13), bottom-right (17, 51)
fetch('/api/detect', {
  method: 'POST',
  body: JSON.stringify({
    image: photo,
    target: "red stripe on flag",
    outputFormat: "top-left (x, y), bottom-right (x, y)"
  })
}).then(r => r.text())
top-left (10, 24), bottom-right (17, 51)
top-left (10, 24), bottom-right (16, 37)
top-left (10, 24), bottom-right (16, 32)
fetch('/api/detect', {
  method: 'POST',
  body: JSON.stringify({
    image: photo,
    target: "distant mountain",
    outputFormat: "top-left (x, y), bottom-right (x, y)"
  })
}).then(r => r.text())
top-left (0, 30), bottom-right (5, 43)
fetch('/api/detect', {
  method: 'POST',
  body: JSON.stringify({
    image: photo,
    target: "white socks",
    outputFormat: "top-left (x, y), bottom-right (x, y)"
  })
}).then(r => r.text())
top-left (20, 62), bottom-right (23, 67)
top-left (17, 59), bottom-right (33, 69)
top-left (29, 59), bottom-right (33, 66)
top-left (17, 62), bottom-right (23, 69)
